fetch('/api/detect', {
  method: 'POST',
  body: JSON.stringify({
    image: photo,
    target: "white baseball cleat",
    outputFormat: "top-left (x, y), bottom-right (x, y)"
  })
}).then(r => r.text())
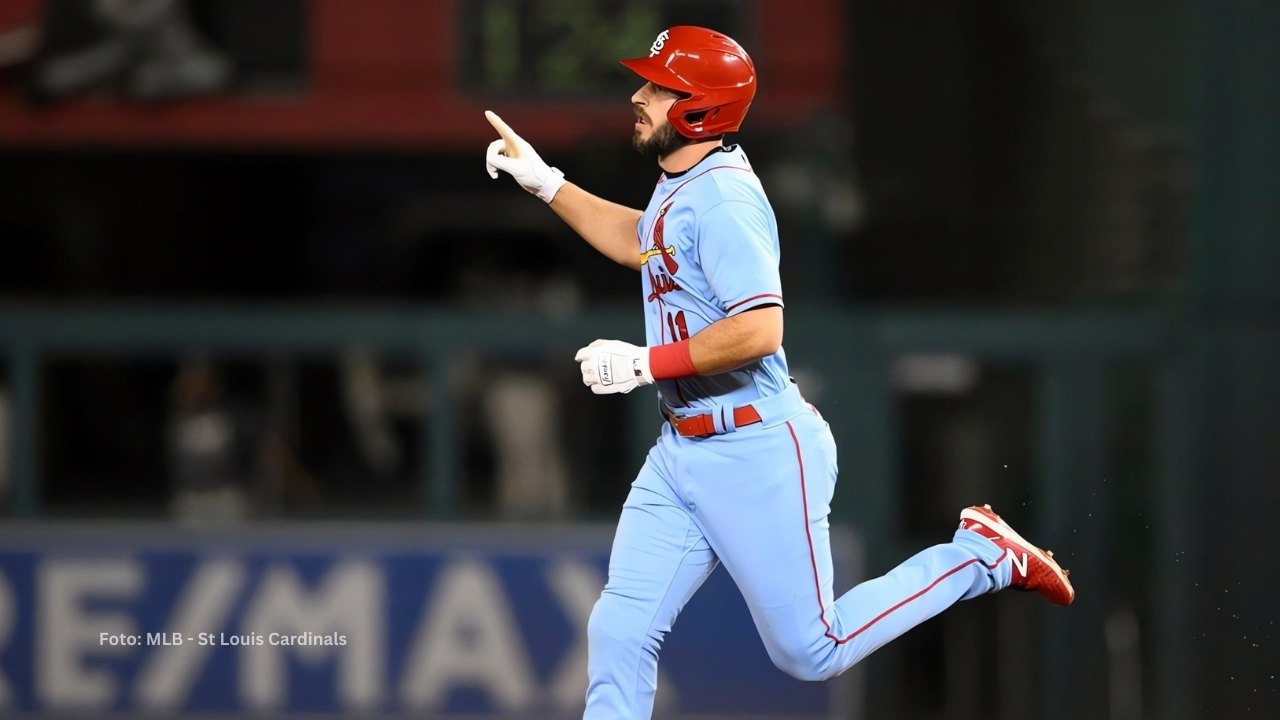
top-left (959, 504), bottom-right (1075, 606)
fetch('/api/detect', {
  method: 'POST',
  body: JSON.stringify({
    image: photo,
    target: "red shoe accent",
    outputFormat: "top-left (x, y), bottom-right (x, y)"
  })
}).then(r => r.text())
top-left (958, 504), bottom-right (1076, 606)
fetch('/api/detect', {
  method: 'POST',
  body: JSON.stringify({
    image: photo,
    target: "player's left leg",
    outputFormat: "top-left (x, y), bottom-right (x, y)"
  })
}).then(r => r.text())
top-left (585, 435), bottom-right (719, 719)
top-left (685, 410), bottom-right (1012, 681)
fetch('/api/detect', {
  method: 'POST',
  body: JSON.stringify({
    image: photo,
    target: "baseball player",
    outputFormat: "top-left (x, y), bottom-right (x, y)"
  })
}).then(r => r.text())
top-left (485, 26), bottom-right (1075, 720)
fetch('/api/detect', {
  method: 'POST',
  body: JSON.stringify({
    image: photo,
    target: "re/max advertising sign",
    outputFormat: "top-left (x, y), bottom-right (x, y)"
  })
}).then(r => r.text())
top-left (0, 524), bottom-right (859, 718)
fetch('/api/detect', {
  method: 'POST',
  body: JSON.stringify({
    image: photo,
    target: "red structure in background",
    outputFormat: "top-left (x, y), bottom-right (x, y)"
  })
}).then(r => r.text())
top-left (0, 0), bottom-right (844, 151)
top-left (0, 0), bottom-right (40, 30)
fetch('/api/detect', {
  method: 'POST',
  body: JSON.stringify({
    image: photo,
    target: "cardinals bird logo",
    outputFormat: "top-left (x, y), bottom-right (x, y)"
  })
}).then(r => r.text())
top-left (641, 203), bottom-right (680, 274)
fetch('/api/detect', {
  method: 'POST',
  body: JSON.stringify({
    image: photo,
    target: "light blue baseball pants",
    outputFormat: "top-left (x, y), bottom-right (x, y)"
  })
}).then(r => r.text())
top-left (584, 403), bottom-right (1011, 719)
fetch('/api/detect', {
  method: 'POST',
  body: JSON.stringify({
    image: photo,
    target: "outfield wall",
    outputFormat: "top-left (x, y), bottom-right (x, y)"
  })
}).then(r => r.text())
top-left (0, 523), bottom-right (860, 719)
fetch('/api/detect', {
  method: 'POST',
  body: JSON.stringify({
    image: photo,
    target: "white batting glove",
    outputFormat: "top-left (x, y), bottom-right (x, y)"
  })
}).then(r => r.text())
top-left (575, 339), bottom-right (655, 395)
top-left (484, 110), bottom-right (567, 204)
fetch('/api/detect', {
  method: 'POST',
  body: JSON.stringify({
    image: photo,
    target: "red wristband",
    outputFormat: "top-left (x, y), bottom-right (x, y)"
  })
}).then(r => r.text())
top-left (649, 339), bottom-right (697, 380)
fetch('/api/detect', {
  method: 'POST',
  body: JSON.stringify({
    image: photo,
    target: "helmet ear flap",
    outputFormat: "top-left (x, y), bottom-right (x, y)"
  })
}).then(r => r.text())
top-left (675, 106), bottom-right (725, 139)
top-left (683, 108), bottom-right (711, 125)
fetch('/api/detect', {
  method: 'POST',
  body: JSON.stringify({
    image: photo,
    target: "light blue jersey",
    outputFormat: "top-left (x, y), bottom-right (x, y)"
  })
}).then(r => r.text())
top-left (636, 145), bottom-right (790, 410)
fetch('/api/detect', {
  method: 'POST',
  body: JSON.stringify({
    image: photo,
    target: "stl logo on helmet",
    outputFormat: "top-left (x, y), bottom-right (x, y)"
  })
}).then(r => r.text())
top-left (648, 30), bottom-right (670, 57)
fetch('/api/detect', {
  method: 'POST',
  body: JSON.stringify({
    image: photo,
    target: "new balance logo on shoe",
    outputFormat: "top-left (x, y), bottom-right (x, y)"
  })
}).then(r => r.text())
top-left (1005, 547), bottom-right (1029, 578)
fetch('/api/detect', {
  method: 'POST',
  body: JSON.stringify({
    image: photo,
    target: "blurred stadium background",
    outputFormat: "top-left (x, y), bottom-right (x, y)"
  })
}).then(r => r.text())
top-left (0, 1), bottom-right (1276, 718)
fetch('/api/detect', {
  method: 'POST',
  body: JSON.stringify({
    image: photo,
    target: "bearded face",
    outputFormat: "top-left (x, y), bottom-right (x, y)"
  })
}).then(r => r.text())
top-left (634, 121), bottom-right (689, 157)
top-left (632, 97), bottom-right (691, 159)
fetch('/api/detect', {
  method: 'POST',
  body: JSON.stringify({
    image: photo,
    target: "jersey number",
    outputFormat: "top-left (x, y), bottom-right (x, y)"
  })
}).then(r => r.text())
top-left (666, 311), bottom-right (689, 341)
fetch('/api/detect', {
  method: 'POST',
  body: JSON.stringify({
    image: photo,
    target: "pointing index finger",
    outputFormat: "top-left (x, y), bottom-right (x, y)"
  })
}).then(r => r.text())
top-left (484, 110), bottom-right (520, 157)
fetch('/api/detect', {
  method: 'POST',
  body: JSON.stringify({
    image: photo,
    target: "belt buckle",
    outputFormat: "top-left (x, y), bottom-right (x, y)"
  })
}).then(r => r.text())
top-left (666, 409), bottom-right (703, 438)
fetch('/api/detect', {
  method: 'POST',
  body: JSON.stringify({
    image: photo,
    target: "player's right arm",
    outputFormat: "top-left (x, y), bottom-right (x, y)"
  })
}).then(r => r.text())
top-left (484, 111), bottom-right (642, 271)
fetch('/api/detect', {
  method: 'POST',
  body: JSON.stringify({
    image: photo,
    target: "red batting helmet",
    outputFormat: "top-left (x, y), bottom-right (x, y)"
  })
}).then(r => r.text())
top-left (620, 26), bottom-right (757, 139)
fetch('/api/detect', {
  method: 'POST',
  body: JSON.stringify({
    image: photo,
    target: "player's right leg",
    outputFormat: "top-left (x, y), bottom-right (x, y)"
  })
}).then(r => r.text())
top-left (585, 438), bottom-right (718, 720)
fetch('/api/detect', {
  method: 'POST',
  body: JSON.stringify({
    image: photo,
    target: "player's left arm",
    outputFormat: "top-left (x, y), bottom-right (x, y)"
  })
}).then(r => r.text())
top-left (682, 305), bottom-right (782, 373)
top-left (575, 306), bottom-right (780, 394)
